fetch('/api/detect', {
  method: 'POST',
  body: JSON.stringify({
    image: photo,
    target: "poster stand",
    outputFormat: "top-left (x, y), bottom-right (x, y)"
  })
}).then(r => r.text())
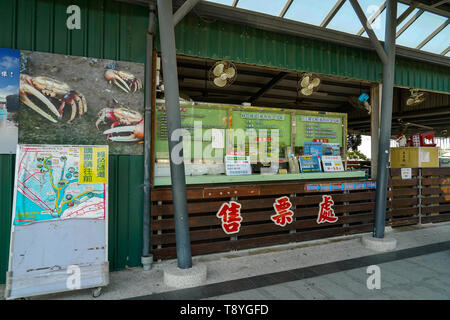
top-left (5, 144), bottom-right (109, 299)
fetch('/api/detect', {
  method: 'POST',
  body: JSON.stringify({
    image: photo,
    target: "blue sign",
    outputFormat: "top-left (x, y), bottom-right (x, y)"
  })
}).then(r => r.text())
top-left (299, 155), bottom-right (322, 173)
top-left (304, 142), bottom-right (323, 156)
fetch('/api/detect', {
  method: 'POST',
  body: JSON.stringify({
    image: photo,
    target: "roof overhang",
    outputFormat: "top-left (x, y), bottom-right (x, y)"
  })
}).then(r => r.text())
top-left (116, 0), bottom-right (450, 67)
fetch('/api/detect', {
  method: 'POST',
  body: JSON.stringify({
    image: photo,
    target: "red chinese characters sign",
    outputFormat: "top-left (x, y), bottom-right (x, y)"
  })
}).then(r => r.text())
top-left (216, 201), bottom-right (243, 234)
top-left (317, 195), bottom-right (338, 224)
top-left (271, 196), bottom-right (294, 227)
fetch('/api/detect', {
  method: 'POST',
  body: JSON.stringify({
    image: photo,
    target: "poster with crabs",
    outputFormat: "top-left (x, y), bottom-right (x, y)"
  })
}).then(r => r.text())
top-left (18, 50), bottom-right (144, 155)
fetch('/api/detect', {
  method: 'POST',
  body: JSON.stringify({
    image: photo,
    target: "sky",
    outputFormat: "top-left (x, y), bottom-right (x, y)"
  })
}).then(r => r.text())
top-left (0, 48), bottom-right (20, 99)
top-left (206, 0), bottom-right (449, 56)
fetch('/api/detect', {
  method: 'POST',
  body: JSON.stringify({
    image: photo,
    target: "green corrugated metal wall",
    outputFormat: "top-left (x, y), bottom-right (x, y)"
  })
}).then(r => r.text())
top-left (0, 155), bottom-right (14, 285)
top-left (165, 14), bottom-right (449, 93)
top-left (0, 154), bottom-right (143, 284)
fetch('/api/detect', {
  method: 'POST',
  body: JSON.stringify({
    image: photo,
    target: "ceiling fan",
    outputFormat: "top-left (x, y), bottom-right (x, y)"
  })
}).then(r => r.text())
top-left (406, 89), bottom-right (427, 106)
top-left (397, 118), bottom-right (434, 134)
top-left (209, 61), bottom-right (237, 88)
top-left (297, 73), bottom-right (321, 96)
top-left (348, 93), bottom-right (372, 114)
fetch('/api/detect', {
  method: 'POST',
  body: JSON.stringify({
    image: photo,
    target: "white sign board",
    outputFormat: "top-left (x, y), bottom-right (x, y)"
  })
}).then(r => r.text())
top-left (5, 144), bottom-right (109, 299)
top-left (321, 156), bottom-right (345, 172)
top-left (225, 155), bottom-right (252, 176)
top-left (401, 168), bottom-right (412, 180)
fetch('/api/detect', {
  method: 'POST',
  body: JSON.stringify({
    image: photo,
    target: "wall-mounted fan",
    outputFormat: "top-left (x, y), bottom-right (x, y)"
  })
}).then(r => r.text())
top-left (348, 93), bottom-right (372, 114)
top-left (397, 118), bottom-right (433, 134)
top-left (209, 61), bottom-right (237, 88)
top-left (406, 89), bottom-right (426, 106)
top-left (298, 73), bottom-right (321, 96)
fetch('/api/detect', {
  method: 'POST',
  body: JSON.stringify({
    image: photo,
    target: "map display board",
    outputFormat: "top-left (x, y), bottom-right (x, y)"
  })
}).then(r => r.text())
top-left (5, 144), bottom-right (109, 299)
top-left (13, 145), bottom-right (107, 225)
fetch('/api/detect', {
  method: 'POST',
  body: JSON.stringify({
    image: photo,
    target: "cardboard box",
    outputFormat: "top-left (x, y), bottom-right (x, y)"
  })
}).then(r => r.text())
top-left (390, 147), bottom-right (439, 168)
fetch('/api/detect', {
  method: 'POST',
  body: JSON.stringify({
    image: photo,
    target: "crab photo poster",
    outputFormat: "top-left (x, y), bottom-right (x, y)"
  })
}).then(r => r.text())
top-left (18, 50), bottom-right (145, 155)
top-left (0, 48), bottom-right (20, 154)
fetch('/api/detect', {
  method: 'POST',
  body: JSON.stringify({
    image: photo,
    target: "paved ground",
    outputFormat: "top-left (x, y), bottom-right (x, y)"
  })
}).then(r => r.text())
top-left (206, 250), bottom-right (450, 300)
top-left (1, 222), bottom-right (450, 300)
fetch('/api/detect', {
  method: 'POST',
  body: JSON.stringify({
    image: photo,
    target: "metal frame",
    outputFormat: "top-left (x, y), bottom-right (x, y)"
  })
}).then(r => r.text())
top-left (142, 2), bottom-right (156, 269)
top-left (321, 0), bottom-right (347, 28)
top-left (416, 18), bottom-right (449, 49)
top-left (349, 0), bottom-right (389, 64)
top-left (356, 1), bottom-right (387, 36)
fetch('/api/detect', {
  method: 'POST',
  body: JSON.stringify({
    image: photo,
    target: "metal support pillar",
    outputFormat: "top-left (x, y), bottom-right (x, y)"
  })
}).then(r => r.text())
top-left (142, 3), bottom-right (156, 269)
top-left (157, 0), bottom-right (193, 269)
top-left (373, 0), bottom-right (397, 238)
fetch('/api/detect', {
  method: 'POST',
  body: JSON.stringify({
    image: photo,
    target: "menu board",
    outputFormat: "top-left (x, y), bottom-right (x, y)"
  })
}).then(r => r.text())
top-left (154, 104), bottom-right (228, 160)
top-left (295, 114), bottom-right (344, 148)
top-left (231, 110), bottom-right (291, 162)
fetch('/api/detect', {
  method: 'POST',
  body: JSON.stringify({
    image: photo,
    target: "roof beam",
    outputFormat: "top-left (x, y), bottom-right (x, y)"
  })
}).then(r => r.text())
top-left (396, 2), bottom-right (419, 25)
top-left (357, 1), bottom-right (387, 36)
top-left (247, 72), bottom-right (289, 103)
top-left (279, 0), bottom-right (293, 18)
top-left (416, 18), bottom-right (450, 49)
top-left (396, 9), bottom-right (424, 38)
top-left (173, 0), bottom-right (202, 26)
top-left (432, 0), bottom-right (450, 7)
top-left (398, 0), bottom-right (450, 18)
top-left (232, 0), bottom-right (239, 7)
top-left (349, 0), bottom-right (388, 64)
top-left (320, 0), bottom-right (346, 28)
top-left (442, 46), bottom-right (450, 55)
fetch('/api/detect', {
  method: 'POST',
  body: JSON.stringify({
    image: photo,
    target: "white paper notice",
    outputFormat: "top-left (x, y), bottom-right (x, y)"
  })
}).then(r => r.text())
top-left (211, 128), bottom-right (224, 149)
top-left (401, 168), bottom-right (412, 180)
top-left (419, 148), bottom-right (430, 165)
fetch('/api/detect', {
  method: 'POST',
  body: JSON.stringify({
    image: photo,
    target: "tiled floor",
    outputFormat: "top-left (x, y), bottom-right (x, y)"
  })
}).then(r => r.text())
top-left (130, 241), bottom-right (450, 300)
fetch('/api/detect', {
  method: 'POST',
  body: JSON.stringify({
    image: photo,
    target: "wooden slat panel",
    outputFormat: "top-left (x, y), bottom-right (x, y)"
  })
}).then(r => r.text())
top-left (389, 179), bottom-right (419, 187)
top-left (422, 204), bottom-right (450, 214)
top-left (151, 224), bottom-right (374, 260)
top-left (422, 187), bottom-right (442, 196)
top-left (151, 213), bottom-right (375, 245)
top-left (391, 207), bottom-right (419, 217)
top-left (422, 178), bottom-right (446, 186)
top-left (421, 196), bottom-right (450, 205)
top-left (392, 188), bottom-right (419, 196)
top-left (422, 168), bottom-right (450, 176)
top-left (390, 217), bottom-right (420, 227)
top-left (422, 213), bottom-right (450, 224)
top-left (390, 168), bottom-right (419, 176)
top-left (392, 198), bottom-right (418, 207)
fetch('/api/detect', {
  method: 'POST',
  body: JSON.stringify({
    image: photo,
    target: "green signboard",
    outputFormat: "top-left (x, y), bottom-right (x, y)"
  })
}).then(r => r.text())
top-left (154, 102), bottom-right (347, 161)
top-left (295, 114), bottom-right (345, 147)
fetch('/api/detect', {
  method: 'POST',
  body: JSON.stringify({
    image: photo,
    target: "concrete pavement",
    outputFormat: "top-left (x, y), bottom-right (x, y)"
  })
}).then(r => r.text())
top-left (1, 221), bottom-right (449, 300)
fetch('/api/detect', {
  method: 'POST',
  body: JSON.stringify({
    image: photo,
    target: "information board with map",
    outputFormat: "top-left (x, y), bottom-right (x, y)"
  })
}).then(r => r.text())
top-left (13, 144), bottom-right (108, 225)
top-left (5, 144), bottom-right (109, 300)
